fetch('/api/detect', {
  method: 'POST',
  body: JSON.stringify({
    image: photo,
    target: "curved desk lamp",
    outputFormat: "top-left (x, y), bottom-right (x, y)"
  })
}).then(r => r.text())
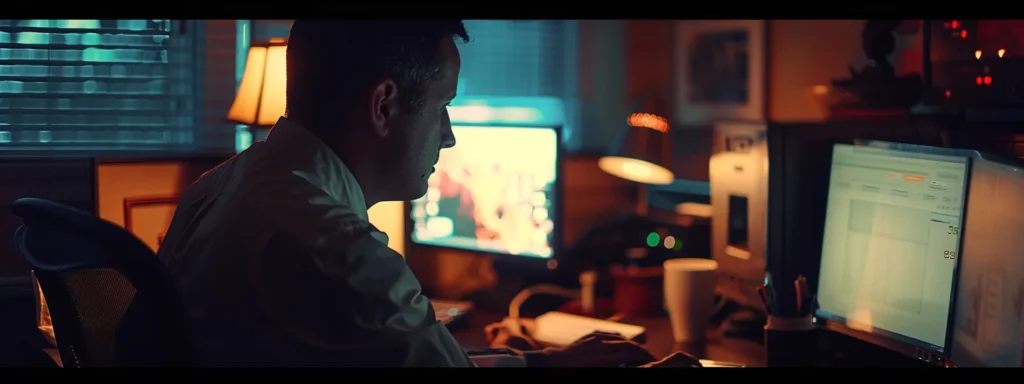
top-left (597, 101), bottom-right (676, 215)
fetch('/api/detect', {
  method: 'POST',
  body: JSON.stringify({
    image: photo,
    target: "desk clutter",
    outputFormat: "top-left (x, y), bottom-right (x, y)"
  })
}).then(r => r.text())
top-left (475, 310), bottom-right (746, 368)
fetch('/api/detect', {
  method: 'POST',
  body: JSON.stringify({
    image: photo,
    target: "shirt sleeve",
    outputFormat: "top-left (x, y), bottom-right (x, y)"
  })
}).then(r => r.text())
top-left (299, 227), bottom-right (477, 367)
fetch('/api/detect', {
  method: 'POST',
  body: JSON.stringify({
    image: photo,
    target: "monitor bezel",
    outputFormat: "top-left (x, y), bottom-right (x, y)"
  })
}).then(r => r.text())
top-left (404, 123), bottom-right (565, 267)
top-left (813, 140), bottom-right (977, 363)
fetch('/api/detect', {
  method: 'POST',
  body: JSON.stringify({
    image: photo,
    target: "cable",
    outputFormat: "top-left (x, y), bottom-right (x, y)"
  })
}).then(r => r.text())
top-left (505, 283), bottom-right (588, 342)
top-left (508, 284), bottom-right (580, 321)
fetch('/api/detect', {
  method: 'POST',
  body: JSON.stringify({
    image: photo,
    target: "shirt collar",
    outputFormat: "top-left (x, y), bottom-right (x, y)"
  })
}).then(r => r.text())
top-left (263, 117), bottom-right (370, 222)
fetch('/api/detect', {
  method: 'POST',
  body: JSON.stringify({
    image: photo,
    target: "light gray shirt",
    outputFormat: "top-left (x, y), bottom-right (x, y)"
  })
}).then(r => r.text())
top-left (157, 117), bottom-right (523, 367)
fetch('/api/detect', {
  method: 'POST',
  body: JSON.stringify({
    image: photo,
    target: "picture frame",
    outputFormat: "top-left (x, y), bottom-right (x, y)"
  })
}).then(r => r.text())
top-left (673, 20), bottom-right (767, 125)
top-left (123, 195), bottom-right (180, 251)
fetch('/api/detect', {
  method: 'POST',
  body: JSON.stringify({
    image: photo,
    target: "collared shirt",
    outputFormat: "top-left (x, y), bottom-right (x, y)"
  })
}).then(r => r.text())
top-left (157, 117), bottom-right (525, 367)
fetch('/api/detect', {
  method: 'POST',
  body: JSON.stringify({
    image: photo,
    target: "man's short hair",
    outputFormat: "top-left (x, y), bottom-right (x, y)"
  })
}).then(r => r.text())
top-left (285, 20), bottom-right (469, 125)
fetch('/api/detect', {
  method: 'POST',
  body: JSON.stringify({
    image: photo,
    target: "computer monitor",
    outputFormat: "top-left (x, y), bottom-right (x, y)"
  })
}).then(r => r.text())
top-left (409, 124), bottom-right (561, 260)
top-left (815, 141), bottom-right (971, 363)
top-left (765, 120), bottom-right (947, 318)
top-left (949, 155), bottom-right (1024, 367)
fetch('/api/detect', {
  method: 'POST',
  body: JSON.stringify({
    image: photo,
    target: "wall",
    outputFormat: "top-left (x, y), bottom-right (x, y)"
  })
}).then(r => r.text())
top-left (200, 20), bottom-right (240, 151)
top-left (623, 20), bottom-right (938, 124)
top-left (767, 20), bottom-right (867, 121)
top-left (368, 202), bottom-right (405, 256)
top-left (96, 159), bottom-right (227, 252)
top-left (96, 163), bottom-right (189, 252)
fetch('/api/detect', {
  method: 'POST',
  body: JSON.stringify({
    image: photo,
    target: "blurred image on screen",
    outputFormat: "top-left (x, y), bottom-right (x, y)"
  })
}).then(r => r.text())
top-left (410, 125), bottom-right (558, 258)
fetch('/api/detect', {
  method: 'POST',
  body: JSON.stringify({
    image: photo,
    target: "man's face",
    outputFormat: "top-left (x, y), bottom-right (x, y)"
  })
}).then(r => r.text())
top-left (382, 38), bottom-right (460, 201)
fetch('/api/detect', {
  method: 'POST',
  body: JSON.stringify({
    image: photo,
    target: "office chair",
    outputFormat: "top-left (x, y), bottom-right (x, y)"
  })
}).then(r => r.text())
top-left (12, 197), bottom-right (194, 367)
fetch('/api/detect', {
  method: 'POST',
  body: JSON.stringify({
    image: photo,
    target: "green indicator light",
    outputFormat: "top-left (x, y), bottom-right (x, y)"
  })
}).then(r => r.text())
top-left (646, 232), bottom-right (660, 247)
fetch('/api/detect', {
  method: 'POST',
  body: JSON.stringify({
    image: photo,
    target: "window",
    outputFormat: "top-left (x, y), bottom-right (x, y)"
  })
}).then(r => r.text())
top-left (459, 20), bottom-right (577, 99)
top-left (0, 19), bottom-right (235, 155)
top-left (456, 20), bottom-right (580, 145)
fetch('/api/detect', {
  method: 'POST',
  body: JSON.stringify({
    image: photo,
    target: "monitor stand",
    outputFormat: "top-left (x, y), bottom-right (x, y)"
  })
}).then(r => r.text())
top-left (467, 257), bottom-right (567, 316)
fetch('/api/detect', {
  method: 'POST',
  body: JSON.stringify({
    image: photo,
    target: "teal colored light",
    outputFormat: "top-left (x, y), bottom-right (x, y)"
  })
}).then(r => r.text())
top-left (645, 232), bottom-right (660, 247)
top-left (447, 96), bottom-right (565, 126)
top-left (234, 19), bottom-right (253, 154)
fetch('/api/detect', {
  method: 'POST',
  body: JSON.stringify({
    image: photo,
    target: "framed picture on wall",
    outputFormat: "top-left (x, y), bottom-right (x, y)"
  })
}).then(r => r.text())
top-left (674, 20), bottom-right (767, 125)
top-left (123, 195), bottom-right (180, 252)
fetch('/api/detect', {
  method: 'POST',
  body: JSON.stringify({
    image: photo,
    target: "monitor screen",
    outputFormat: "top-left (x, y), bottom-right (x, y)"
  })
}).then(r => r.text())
top-left (409, 125), bottom-right (559, 258)
top-left (816, 143), bottom-right (970, 355)
top-left (949, 157), bottom-right (1024, 367)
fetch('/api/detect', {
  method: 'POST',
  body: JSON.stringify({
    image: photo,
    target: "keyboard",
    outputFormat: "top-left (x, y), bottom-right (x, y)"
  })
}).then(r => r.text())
top-left (430, 299), bottom-right (473, 325)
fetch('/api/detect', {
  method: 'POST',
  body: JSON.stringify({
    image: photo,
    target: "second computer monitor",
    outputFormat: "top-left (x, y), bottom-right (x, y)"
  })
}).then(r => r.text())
top-left (815, 142), bottom-right (971, 360)
top-left (949, 155), bottom-right (1024, 367)
top-left (409, 124), bottom-right (560, 259)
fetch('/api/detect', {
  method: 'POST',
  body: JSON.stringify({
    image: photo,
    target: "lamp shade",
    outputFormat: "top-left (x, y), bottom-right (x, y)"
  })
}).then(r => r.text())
top-left (227, 38), bottom-right (287, 127)
top-left (598, 111), bottom-right (675, 185)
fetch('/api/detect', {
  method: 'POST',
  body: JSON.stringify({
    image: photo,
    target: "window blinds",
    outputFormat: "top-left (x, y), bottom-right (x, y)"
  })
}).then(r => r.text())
top-left (459, 20), bottom-right (578, 101)
top-left (0, 19), bottom-right (234, 155)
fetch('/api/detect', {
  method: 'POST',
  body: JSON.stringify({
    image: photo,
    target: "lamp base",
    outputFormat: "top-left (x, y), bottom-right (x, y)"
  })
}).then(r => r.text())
top-left (249, 126), bottom-right (271, 141)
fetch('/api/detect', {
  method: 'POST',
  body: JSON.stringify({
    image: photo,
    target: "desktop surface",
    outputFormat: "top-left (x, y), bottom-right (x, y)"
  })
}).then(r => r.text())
top-left (815, 143), bottom-right (970, 358)
top-left (430, 299), bottom-right (474, 332)
top-left (447, 310), bottom-right (765, 367)
top-left (409, 125), bottom-right (559, 259)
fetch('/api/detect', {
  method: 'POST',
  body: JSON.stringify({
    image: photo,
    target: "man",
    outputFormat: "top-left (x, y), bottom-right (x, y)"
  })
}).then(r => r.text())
top-left (158, 20), bottom-right (688, 367)
top-left (155, 19), bottom-right (700, 368)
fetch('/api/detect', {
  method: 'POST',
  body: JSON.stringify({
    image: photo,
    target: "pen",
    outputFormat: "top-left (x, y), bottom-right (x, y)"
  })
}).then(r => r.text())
top-left (794, 275), bottom-right (810, 315)
top-left (764, 272), bottom-right (778, 314)
top-left (756, 285), bottom-right (773, 315)
top-left (794, 279), bottom-right (804, 314)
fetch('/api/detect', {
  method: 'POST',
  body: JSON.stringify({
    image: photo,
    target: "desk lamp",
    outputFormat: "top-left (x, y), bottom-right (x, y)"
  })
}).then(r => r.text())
top-left (227, 38), bottom-right (287, 141)
top-left (592, 99), bottom-right (677, 317)
top-left (597, 99), bottom-right (676, 215)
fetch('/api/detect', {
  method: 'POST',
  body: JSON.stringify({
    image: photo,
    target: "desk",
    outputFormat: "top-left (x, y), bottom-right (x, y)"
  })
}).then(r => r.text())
top-left (451, 311), bottom-right (765, 367)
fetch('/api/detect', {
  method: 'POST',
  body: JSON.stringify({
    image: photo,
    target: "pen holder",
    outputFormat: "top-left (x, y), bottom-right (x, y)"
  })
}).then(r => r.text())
top-left (764, 316), bottom-right (817, 367)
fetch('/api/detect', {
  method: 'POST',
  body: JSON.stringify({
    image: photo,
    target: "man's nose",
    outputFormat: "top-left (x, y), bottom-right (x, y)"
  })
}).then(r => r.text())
top-left (442, 130), bottom-right (456, 149)
top-left (441, 110), bottom-right (456, 148)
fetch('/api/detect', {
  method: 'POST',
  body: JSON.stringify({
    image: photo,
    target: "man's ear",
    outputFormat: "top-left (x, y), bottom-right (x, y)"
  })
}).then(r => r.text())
top-left (369, 79), bottom-right (400, 138)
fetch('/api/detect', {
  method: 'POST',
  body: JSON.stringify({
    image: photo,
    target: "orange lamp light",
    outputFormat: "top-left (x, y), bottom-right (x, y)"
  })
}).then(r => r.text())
top-left (598, 107), bottom-right (675, 186)
top-left (227, 38), bottom-right (287, 127)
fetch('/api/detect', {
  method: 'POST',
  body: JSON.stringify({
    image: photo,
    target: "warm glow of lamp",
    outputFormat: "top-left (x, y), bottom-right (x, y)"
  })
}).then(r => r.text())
top-left (598, 156), bottom-right (674, 185)
top-left (598, 102), bottom-right (675, 186)
top-left (227, 38), bottom-right (288, 127)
